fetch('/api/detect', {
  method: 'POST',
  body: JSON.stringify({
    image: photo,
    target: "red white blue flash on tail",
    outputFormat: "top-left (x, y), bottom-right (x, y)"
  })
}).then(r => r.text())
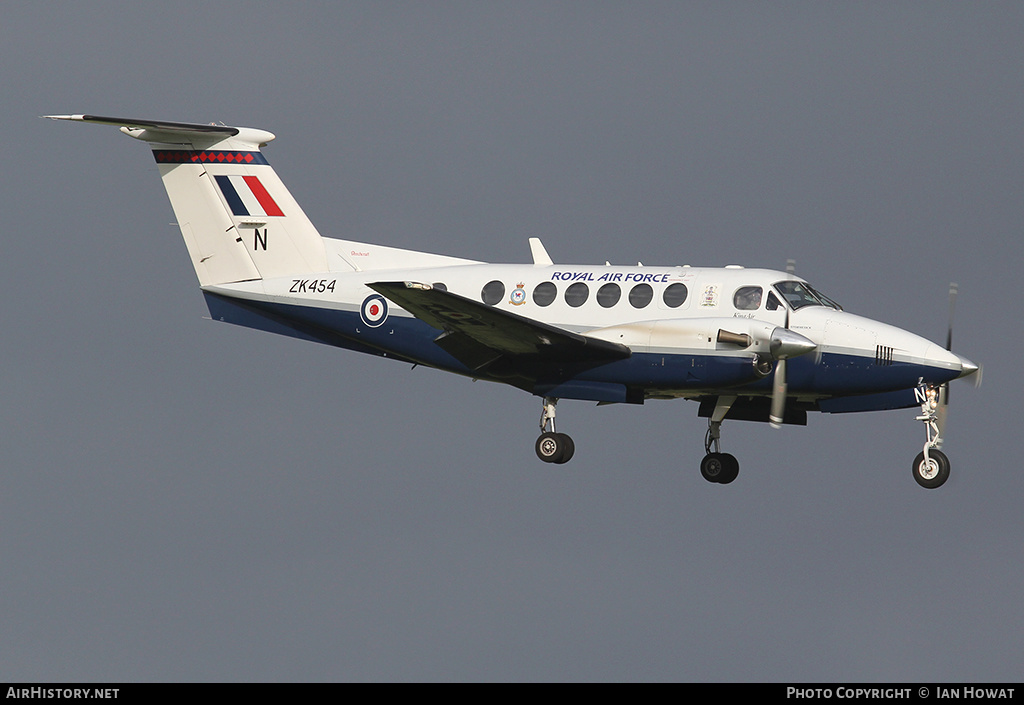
top-left (214, 175), bottom-right (284, 218)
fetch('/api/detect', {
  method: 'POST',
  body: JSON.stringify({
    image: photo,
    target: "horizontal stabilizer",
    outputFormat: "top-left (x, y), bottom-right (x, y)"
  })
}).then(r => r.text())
top-left (44, 114), bottom-right (240, 136)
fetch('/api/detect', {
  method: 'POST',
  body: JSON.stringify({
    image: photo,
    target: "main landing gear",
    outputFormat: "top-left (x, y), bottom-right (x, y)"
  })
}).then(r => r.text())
top-left (702, 420), bottom-right (739, 484)
top-left (701, 396), bottom-right (739, 484)
top-left (535, 397), bottom-right (575, 464)
top-left (912, 384), bottom-right (950, 489)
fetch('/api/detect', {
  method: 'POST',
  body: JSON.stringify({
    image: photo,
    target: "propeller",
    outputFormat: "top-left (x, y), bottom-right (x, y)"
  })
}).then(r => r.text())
top-left (946, 282), bottom-right (957, 353)
top-left (936, 282), bottom-right (982, 441)
top-left (769, 308), bottom-right (816, 429)
top-left (935, 283), bottom-right (957, 438)
top-left (770, 359), bottom-right (789, 429)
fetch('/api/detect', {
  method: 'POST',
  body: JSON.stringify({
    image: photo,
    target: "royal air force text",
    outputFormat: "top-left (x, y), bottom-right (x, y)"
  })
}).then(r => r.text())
top-left (551, 271), bottom-right (673, 283)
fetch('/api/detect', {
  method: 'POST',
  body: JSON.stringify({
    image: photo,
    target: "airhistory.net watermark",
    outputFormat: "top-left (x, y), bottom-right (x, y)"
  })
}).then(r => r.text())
top-left (6, 689), bottom-right (118, 700)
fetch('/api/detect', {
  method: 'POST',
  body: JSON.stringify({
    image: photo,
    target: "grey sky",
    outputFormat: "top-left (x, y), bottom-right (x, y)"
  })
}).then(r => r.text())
top-left (2, 2), bottom-right (1021, 681)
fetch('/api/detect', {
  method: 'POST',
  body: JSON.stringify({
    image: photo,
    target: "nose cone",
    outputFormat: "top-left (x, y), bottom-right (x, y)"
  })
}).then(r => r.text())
top-left (955, 354), bottom-right (979, 379)
top-left (770, 327), bottom-right (817, 359)
top-left (921, 343), bottom-right (980, 382)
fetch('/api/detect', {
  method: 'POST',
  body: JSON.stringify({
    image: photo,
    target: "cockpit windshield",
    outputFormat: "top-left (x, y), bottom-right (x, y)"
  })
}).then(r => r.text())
top-left (807, 285), bottom-right (843, 310)
top-left (773, 281), bottom-right (842, 311)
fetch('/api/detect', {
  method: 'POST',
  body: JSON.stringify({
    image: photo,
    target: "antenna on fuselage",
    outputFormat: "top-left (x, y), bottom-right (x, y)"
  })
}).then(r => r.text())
top-left (529, 238), bottom-right (554, 266)
top-left (786, 259), bottom-right (796, 276)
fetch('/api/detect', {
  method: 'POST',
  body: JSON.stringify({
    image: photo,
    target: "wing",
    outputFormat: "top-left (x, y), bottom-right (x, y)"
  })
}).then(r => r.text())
top-left (367, 281), bottom-right (631, 373)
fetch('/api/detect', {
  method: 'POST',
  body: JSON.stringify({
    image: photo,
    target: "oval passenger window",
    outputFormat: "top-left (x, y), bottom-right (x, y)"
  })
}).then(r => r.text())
top-left (481, 280), bottom-right (505, 306)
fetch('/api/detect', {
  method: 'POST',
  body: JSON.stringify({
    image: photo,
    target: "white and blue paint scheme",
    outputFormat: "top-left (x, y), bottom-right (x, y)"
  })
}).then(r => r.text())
top-left (46, 115), bottom-right (979, 488)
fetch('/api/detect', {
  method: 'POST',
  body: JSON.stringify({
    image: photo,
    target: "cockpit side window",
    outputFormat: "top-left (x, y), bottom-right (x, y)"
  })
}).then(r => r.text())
top-left (766, 291), bottom-right (782, 311)
top-left (733, 286), bottom-right (763, 311)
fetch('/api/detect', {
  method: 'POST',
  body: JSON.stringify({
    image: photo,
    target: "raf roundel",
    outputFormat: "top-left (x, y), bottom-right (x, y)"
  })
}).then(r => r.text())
top-left (360, 294), bottom-right (389, 328)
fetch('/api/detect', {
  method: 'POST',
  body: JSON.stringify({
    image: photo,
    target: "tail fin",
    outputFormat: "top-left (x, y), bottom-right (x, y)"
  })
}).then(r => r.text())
top-left (45, 115), bottom-right (329, 286)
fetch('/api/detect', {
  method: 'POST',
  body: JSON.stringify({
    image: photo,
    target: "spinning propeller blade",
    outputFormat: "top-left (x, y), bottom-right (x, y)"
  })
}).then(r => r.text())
top-left (934, 283), bottom-right (956, 441)
top-left (937, 282), bottom-right (982, 440)
top-left (769, 308), bottom-right (816, 429)
top-left (770, 357), bottom-right (788, 429)
top-left (946, 282), bottom-right (957, 352)
top-left (943, 283), bottom-right (957, 407)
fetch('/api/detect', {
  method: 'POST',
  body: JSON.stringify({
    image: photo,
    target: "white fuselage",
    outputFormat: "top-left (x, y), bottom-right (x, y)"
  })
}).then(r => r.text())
top-left (204, 245), bottom-right (969, 403)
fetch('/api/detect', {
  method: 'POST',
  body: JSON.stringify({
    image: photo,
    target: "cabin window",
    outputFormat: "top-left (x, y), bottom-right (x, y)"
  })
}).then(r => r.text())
top-left (481, 280), bottom-right (505, 306)
top-left (597, 283), bottom-right (621, 308)
top-left (629, 283), bottom-right (653, 308)
top-left (532, 281), bottom-right (557, 307)
top-left (662, 283), bottom-right (688, 308)
top-left (733, 286), bottom-right (762, 311)
top-left (564, 282), bottom-right (589, 307)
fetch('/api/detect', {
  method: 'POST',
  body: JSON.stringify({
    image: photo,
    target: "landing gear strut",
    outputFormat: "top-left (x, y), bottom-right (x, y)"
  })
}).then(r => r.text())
top-left (535, 397), bottom-right (574, 464)
top-left (912, 384), bottom-right (950, 488)
top-left (701, 396), bottom-right (739, 484)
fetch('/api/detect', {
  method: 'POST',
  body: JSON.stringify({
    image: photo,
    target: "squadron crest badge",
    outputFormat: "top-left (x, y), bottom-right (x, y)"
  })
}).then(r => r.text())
top-left (509, 282), bottom-right (527, 306)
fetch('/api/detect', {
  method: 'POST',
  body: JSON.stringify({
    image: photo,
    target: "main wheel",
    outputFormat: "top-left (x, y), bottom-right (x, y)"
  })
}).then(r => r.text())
top-left (718, 453), bottom-right (740, 484)
top-left (536, 432), bottom-right (566, 463)
top-left (553, 433), bottom-right (575, 464)
top-left (912, 449), bottom-right (950, 489)
top-left (700, 453), bottom-right (725, 483)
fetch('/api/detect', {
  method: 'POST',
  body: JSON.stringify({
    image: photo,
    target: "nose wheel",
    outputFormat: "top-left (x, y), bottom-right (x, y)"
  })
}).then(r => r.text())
top-left (912, 449), bottom-right (950, 489)
top-left (536, 397), bottom-right (575, 464)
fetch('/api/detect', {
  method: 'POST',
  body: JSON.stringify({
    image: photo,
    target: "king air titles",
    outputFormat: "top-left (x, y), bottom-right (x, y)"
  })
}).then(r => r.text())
top-left (551, 271), bottom-right (673, 284)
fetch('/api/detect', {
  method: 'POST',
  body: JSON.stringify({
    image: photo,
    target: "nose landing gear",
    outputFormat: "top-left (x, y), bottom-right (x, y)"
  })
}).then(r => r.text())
top-left (912, 384), bottom-right (950, 488)
top-left (535, 397), bottom-right (575, 464)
